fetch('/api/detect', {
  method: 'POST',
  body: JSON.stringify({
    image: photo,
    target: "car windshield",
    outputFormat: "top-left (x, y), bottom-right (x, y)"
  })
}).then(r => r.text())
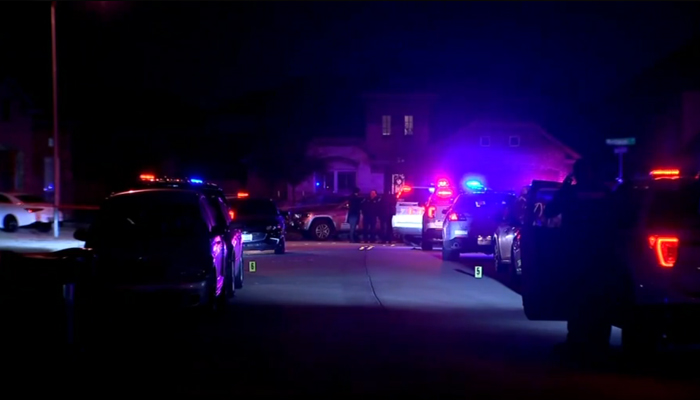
top-left (397, 188), bottom-right (432, 204)
top-left (91, 192), bottom-right (208, 241)
top-left (15, 194), bottom-right (46, 203)
top-left (229, 199), bottom-right (278, 216)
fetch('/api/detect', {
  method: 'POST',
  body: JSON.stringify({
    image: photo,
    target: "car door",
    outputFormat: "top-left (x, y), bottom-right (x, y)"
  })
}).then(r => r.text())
top-left (335, 201), bottom-right (351, 231)
top-left (200, 199), bottom-right (225, 293)
top-left (519, 180), bottom-right (571, 321)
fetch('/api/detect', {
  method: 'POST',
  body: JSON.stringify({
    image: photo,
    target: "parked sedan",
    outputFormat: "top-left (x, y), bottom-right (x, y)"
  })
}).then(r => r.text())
top-left (228, 197), bottom-right (287, 254)
top-left (0, 192), bottom-right (64, 232)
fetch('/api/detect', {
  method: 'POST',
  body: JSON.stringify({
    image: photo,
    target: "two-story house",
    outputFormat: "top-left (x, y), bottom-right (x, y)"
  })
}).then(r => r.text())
top-left (0, 77), bottom-right (73, 202)
top-left (433, 120), bottom-right (580, 191)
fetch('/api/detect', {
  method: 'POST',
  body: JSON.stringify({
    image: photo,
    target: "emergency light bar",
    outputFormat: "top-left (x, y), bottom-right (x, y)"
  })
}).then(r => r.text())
top-left (140, 174), bottom-right (155, 181)
top-left (437, 178), bottom-right (449, 188)
top-left (650, 169), bottom-right (680, 180)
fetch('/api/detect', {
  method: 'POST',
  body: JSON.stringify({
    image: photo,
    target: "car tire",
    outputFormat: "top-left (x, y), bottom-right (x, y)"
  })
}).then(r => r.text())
top-left (225, 256), bottom-right (236, 299)
top-left (310, 219), bottom-right (334, 241)
top-left (442, 244), bottom-right (459, 261)
top-left (234, 255), bottom-right (244, 289)
top-left (494, 239), bottom-right (507, 273)
top-left (2, 215), bottom-right (18, 233)
top-left (274, 238), bottom-right (286, 254)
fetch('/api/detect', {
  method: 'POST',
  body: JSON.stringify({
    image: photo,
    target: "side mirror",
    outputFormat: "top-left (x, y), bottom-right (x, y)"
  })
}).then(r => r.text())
top-left (73, 228), bottom-right (89, 242)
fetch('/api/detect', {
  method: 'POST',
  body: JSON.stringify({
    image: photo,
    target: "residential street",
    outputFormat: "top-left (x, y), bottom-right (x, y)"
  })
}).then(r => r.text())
top-left (6, 237), bottom-right (700, 398)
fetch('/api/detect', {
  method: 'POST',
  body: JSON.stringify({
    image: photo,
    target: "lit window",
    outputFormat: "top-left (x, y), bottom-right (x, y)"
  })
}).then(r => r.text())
top-left (480, 136), bottom-right (491, 147)
top-left (382, 115), bottom-right (391, 136)
top-left (509, 136), bottom-right (520, 147)
top-left (404, 115), bottom-right (414, 135)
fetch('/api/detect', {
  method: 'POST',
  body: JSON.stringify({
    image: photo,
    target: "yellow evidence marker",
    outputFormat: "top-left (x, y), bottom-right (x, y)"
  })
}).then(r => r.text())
top-left (249, 261), bottom-right (256, 272)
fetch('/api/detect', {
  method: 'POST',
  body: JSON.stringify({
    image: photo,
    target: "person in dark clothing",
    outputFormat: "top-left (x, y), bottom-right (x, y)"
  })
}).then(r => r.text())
top-left (347, 187), bottom-right (363, 243)
top-left (378, 192), bottom-right (397, 244)
top-left (544, 158), bottom-right (618, 362)
top-left (362, 190), bottom-right (380, 243)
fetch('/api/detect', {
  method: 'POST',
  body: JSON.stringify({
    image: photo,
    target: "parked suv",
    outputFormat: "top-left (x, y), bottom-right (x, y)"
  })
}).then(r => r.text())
top-left (285, 196), bottom-right (351, 241)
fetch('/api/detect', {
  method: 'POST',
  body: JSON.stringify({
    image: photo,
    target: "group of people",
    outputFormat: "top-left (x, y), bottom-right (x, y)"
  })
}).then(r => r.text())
top-left (346, 188), bottom-right (396, 243)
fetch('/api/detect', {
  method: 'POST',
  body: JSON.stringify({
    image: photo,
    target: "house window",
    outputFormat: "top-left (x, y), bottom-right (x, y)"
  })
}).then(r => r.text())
top-left (382, 115), bottom-right (391, 136)
top-left (509, 135), bottom-right (520, 147)
top-left (337, 171), bottom-right (357, 193)
top-left (480, 136), bottom-right (491, 147)
top-left (404, 115), bottom-right (414, 135)
top-left (322, 171), bottom-right (335, 191)
top-left (1, 100), bottom-right (10, 122)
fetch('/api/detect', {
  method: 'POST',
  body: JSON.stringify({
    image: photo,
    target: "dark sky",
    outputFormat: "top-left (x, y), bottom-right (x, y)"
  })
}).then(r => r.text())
top-left (2, 1), bottom-right (700, 177)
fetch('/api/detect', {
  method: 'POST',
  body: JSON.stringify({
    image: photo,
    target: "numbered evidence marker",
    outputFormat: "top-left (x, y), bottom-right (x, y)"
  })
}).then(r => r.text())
top-left (248, 261), bottom-right (257, 272)
top-left (474, 266), bottom-right (483, 279)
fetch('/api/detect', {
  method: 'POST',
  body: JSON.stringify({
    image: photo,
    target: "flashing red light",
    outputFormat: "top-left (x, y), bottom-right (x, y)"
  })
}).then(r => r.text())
top-left (437, 178), bottom-right (449, 188)
top-left (229, 210), bottom-right (235, 219)
top-left (648, 235), bottom-right (679, 267)
top-left (237, 192), bottom-right (249, 198)
top-left (140, 174), bottom-right (155, 181)
top-left (402, 186), bottom-right (412, 192)
top-left (427, 206), bottom-right (436, 218)
top-left (650, 169), bottom-right (680, 180)
top-left (436, 189), bottom-right (453, 197)
top-left (448, 212), bottom-right (458, 221)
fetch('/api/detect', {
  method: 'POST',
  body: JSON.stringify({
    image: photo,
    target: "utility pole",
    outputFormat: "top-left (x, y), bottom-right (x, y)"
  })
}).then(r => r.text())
top-left (51, 1), bottom-right (61, 238)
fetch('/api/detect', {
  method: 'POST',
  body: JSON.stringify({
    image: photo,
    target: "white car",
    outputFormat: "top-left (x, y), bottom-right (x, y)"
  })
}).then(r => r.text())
top-left (0, 193), bottom-right (64, 232)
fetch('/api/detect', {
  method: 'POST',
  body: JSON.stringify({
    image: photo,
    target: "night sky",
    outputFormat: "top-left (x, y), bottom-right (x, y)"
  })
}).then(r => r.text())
top-left (2, 1), bottom-right (700, 179)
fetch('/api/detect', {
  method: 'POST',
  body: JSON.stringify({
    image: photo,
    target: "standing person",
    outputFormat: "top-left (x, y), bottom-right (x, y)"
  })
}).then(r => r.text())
top-left (379, 191), bottom-right (397, 244)
top-left (362, 190), bottom-right (380, 243)
top-left (544, 158), bottom-right (617, 363)
top-left (347, 187), bottom-right (363, 243)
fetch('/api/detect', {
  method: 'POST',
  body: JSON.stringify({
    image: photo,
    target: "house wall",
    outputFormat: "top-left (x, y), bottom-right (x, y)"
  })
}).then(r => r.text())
top-left (435, 122), bottom-right (576, 191)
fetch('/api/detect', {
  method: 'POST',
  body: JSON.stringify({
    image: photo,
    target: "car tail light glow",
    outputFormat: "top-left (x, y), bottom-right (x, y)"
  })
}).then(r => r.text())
top-left (229, 210), bottom-right (235, 219)
top-left (25, 208), bottom-right (44, 213)
top-left (427, 206), bottom-right (436, 218)
top-left (447, 212), bottom-right (467, 221)
top-left (650, 169), bottom-right (680, 180)
top-left (140, 174), bottom-right (155, 181)
top-left (237, 192), bottom-right (249, 198)
top-left (402, 186), bottom-right (412, 192)
top-left (648, 235), bottom-right (679, 267)
top-left (437, 189), bottom-right (453, 197)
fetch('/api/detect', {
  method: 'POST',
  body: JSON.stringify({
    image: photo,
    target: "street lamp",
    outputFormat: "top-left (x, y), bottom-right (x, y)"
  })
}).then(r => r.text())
top-left (51, 1), bottom-right (61, 238)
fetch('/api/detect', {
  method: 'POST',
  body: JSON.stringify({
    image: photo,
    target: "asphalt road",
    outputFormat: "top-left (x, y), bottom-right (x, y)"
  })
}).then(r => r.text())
top-left (7, 240), bottom-right (700, 398)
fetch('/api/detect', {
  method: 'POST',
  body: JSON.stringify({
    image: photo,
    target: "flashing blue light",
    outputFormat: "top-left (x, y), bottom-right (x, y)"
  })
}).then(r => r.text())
top-left (190, 178), bottom-right (203, 184)
top-left (465, 180), bottom-right (483, 189)
top-left (428, 187), bottom-right (435, 193)
top-left (316, 181), bottom-right (321, 187)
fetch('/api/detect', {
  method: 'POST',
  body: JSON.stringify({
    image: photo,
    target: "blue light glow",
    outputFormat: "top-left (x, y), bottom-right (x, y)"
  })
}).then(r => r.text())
top-left (316, 182), bottom-right (321, 187)
top-left (190, 178), bottom-right (203, 184)
top-left (465, 180), bottom-right (483, 189)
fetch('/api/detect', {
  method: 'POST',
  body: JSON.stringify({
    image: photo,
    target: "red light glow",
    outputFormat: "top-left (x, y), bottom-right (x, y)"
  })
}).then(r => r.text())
top-left (437, 189), bottom-right (453, 197)
top-left (237, 192), bottom-right (249, 198)
top-left (648, 235), bottom-right (679, 267)
top-left (448, 212), bottom-right (458, 221)
top-left (437, 178), bottom-right (449, 187)
top-left (427, 206), bottom-right (436, 218)
top-left (402, 186), bottom-right (412, 192)
top-left (140, 174), bottom-right (155, 181)
top-left (229, 210), bottom-right (235, 219)
top-left (650, 169), bottom-right (680, 180)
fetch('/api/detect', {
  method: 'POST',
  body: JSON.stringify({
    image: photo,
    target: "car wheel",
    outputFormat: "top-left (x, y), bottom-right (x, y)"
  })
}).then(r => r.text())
top-left (274, 238), bottom-right (286, 254)
top-left (2, 215), bottom-right (18, 233)
top-left (234, 254), bottom-right (244, 289)
top-left (494, 239), bottom-right (507, 273)
top-left (310, 219), bottom-right (334, 241)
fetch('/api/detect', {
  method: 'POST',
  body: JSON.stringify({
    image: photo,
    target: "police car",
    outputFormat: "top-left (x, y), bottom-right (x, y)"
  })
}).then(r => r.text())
top-left (520, 169), bottom-right (700, 351)
top-left (421, 178), bottom-right (458, 251)
top-left (392, 185), bottom-right (433, 242)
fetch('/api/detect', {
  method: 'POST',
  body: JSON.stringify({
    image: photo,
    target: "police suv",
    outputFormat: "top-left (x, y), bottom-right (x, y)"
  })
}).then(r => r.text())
top-left (392, 185), bottom-right (433, 242)
top-left (521, 169), bottom-right (700, 351)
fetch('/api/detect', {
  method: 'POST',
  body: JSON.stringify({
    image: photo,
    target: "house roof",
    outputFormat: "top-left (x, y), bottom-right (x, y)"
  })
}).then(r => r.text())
top-left (445, 120), bottom-right (581, 160)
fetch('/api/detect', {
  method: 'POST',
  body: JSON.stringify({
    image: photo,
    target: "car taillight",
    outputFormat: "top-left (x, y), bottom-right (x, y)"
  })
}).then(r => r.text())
top-left (229, 210), bottom-right (235, 219)
top-left (25, 208), bottom-right (44, 213)
top-left (447, 212), bottom-right (467, 221)
top-left (437, 189), bottom-right (453, 197)
top-left (648, 235), bottom-right (679, 268)
top-left (427, 206), bottom-right (436, 218)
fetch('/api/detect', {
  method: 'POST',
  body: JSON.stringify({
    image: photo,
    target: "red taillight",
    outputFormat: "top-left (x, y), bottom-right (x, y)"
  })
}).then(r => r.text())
top-left (437, 189), bottom-right (453, 197)
top-left (403, 186), bottom-right (412, 192)
top-left (427, 206), bottom-right (436, 218)
top-left (448, 212), bottom-right (458, 221)
top-left (648, 235), bottom-right (679, 268)
top-left (229, 210), bottom-right (235, 219)
top-left (237, 192), bottom-right (249, 198)
top-left (140, 174), bottom-right (155, 181)
top-left (25, 208), bottom-right (44, 213)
